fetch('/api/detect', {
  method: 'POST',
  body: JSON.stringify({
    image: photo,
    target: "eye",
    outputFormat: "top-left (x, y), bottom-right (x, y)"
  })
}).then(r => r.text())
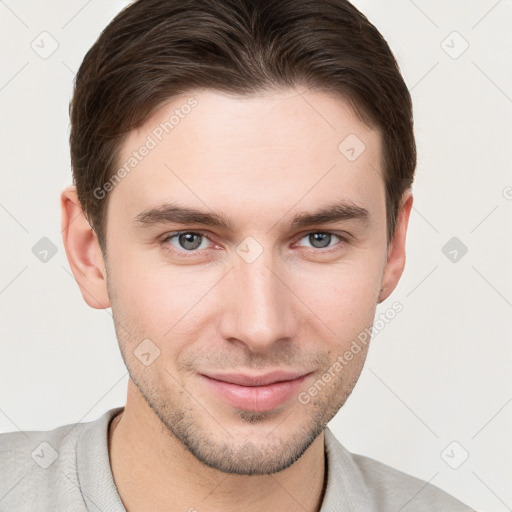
top-left (295, 232), bottom-right (345, 251)
top-left (160, 230), bottom-right (347, 258)
top-left (162, 231), bottom-right (214, 253)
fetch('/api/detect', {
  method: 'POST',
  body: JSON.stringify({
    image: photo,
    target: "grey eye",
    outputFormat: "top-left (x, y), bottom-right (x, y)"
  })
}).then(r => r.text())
top-left (305, 232), bottom-right (335, 249)
top-left (177, 232), bottom-right (204, 250)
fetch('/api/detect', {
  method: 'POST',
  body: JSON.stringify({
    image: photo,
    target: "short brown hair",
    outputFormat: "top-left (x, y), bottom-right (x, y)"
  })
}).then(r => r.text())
top-left (69, 0), bottom-right (416, 251)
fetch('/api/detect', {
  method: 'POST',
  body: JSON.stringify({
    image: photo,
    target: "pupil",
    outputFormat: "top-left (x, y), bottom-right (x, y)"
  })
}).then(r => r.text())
top-left (180, 233), bottom-right (201, 250)
top-left (311, 233), bottom-right (330, 248)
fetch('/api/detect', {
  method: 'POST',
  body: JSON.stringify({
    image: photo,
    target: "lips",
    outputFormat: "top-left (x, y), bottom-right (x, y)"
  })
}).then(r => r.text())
top-left (203, 370), bottom-right (309, 386)
top-left (199, 370), bottom-right (312, 412)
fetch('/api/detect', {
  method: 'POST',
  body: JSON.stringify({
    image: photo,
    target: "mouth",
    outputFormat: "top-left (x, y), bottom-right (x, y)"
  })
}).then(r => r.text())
top-left (199, 370), bottom-right (313, 412)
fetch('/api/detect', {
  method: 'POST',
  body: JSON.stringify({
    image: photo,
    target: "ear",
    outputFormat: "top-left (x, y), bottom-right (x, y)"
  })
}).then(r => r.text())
top-left (378, 189), bottom-right (413, 303)
top-left (60, 185), bottom-right (110, 309)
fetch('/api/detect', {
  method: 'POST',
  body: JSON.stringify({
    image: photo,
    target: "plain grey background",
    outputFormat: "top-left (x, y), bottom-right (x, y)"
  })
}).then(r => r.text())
top-left (1, 1), bottom-right (511, 510)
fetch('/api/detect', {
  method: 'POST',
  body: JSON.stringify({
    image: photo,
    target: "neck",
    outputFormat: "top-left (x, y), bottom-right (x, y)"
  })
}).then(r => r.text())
top-left (108, 385), bottom-right (327, 512)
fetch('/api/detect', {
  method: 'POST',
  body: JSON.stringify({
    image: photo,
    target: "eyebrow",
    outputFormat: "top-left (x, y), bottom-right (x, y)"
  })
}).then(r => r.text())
top-left (132, 201), bottom-right (370, 231)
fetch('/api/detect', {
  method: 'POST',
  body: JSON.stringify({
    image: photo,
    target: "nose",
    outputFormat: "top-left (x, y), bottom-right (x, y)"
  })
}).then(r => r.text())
top-left (217, 250), bottom-right (298, 354)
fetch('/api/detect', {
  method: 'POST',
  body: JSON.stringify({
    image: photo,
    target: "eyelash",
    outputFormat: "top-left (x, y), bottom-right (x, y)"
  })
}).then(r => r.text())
top-left (160, 230), bottom-right (347, 257)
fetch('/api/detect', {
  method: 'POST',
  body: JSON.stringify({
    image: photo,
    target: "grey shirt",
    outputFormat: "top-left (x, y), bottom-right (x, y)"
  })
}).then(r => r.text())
top-left (0, 407), bottom-right (475, 511)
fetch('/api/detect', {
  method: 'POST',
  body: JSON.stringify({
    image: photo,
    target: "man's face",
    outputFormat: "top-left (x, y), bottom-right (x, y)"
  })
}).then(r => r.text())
top-left (104, 89), bottom-right (389, 474)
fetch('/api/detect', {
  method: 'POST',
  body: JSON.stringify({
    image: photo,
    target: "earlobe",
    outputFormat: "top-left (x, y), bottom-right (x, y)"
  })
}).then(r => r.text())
top-left (378, 189), bottom-right (414, 304)
top-left (60, 185), bottom-right (111, 310)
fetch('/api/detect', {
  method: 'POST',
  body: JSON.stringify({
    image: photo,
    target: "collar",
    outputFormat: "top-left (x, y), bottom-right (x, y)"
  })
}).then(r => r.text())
top-left (76, 407), bottom-right (374, 511)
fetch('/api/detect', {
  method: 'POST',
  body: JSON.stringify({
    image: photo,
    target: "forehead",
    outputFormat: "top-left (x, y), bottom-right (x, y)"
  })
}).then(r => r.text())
top-left (109, 88), bottom-right (384, 231)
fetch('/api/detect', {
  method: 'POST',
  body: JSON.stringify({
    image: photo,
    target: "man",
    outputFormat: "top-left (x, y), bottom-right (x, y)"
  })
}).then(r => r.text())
top-left (0, 0), bottom-right (476, 510)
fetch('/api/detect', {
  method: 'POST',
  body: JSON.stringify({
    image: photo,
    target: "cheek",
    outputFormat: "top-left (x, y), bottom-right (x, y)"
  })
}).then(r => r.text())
top-left (108, 234), bottom-right (383, 348)
top-left (108, 250), bottom-right (218, 343)
top-left (295, 257), bottom-right (381, 336)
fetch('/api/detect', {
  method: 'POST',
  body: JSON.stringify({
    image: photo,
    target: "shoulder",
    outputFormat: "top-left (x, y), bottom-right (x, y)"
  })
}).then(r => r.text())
top-left (0, 418), bottom-right (84, 511)
top-left (0, 408), bottom-right (122, 512)
top-left (323, 428), bottom-right (477, 512)
top-left (351, 452), bottom-right (475, 511)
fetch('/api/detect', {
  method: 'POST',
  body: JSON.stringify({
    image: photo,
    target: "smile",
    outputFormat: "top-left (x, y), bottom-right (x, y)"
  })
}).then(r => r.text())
top-left (199, 371), bottom-right (313, 412)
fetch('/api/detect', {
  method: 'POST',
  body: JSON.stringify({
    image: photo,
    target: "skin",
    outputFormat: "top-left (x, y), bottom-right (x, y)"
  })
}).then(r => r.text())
top-left (61, 88), bottom-right (413, 512)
